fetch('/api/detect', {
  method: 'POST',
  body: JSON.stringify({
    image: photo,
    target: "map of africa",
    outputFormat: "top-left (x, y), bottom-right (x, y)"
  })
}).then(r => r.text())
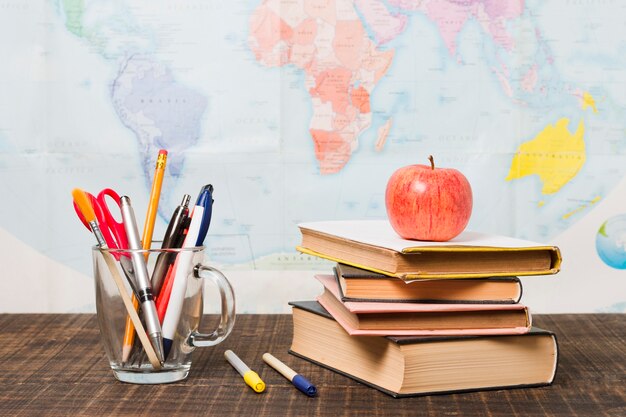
top-left (0, 0), bottom-right (625, 283)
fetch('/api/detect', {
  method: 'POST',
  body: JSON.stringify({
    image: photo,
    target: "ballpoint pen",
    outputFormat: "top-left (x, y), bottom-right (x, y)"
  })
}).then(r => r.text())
top-left (119, 196), bottom-right (165, 364)
top-left (151, 194), bottom-right (191, 296)
top-left (160, 185), bottom-right (214, 359)
top-left (225, 350), bottom-right (265, 393)
top-left (156, 264), bottom-right (175, 323)
top-left (71, 188), bottom-right (161, 369)
top-left (196, 184), bottom-right (213, 246)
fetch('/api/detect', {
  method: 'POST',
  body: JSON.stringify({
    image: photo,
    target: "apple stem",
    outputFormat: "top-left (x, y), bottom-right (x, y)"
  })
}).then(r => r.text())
top-left (428, 155), bottom-right (435, 170)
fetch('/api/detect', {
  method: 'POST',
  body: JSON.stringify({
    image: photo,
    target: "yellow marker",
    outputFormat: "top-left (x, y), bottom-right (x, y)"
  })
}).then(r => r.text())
top-left (224, 350), bottom-right (265, 393)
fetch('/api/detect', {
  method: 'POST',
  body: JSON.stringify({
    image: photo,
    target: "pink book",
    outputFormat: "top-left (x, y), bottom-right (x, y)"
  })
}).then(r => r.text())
top-left (315, 274), bottom-right (532, 336)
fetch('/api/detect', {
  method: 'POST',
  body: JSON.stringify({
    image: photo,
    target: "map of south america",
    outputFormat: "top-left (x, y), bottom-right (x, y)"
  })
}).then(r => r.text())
top-left (112, 56), bottom-right (208, 182)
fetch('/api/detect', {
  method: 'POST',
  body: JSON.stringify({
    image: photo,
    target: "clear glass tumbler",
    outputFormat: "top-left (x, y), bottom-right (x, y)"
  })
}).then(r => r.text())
top-left (92, 244), bottom-right (235, 384)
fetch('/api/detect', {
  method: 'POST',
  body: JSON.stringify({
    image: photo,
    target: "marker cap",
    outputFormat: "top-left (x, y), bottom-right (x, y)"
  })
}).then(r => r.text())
top-left (292, 374), bottom-right (317, 397)
top-left (243, 370), bottom-right (266, 393)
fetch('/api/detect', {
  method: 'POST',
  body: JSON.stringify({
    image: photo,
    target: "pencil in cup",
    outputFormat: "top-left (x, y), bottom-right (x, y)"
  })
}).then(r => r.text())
top-left (122, 150), bottom-right (167, 363)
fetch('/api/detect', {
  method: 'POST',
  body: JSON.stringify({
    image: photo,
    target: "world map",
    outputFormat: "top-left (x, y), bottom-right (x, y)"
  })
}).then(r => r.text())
top-left (0, 0), bottom-right (625, 281)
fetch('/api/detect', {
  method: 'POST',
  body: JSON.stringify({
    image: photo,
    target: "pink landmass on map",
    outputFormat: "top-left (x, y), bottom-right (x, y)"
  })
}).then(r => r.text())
top-left (249, 0), bottom-right (393, 174)
top-left (493, 66), bottom-right (513, 97)
top-left (310, 68), bottom-right (353, 113)
top-left (354, 0), bottom-right (408, 45)
top-left (387, 0), bottom-right (524, 56)
top-left (522, 64), bottom-right (538, 92)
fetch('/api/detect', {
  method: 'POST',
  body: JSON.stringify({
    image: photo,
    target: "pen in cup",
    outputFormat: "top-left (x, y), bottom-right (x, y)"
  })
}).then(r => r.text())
top-left (120, 196), bottom-right (165, 364)
top-left (196, 184), bottom-right (213, 246)
top-left (151, 194), bottom-right (191, 296)
top-left (160, 185), bottom-right (215, 359)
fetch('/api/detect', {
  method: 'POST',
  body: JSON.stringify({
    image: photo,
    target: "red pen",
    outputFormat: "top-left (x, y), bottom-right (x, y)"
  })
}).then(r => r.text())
top-left (157, 264), bottom-right (175, 323)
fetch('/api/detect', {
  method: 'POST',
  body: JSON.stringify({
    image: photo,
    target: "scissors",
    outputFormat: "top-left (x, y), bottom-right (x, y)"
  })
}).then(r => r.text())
top-left (73, 188), bottom-right (129, 252)
top-left (73, 188), bottom-right (138, 295)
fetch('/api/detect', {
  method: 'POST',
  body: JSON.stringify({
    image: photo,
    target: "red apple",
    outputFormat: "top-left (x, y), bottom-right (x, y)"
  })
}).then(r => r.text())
top-left (385, 155), bottom-right (473, 241)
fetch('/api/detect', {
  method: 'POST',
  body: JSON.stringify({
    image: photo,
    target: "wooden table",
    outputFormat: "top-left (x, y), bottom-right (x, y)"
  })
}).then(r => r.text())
top-left (0, 314), bottom-right (624, 416)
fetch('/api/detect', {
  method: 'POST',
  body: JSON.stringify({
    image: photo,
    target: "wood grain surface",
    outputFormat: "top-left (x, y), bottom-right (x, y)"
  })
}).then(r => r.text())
top-left (0, 314), bottom-right (624, 416)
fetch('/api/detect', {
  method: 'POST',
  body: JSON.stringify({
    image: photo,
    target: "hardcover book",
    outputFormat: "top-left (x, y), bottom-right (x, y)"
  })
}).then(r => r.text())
top-left (297, 220), bottom-right (561, 281)
top-left (334, 263), bottom-right (523, 304)
top-left (289, 301), bottom-right (559, 397)
top-left (315, 274), bottom-right (531, 336)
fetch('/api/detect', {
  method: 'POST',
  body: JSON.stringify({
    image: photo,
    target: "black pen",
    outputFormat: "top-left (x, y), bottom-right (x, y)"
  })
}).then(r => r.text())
top-left (151, 194), bottom-right (191, 295)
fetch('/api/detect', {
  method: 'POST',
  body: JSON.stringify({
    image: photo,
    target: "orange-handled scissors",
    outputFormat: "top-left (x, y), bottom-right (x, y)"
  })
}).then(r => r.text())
top-left (73, 188), bottom-right (138, 296)
top-left (73, 188), bottom-right (129, 257)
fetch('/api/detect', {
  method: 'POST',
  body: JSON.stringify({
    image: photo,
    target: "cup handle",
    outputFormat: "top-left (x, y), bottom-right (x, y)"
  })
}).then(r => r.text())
top-left (189, 265), bottom-right (236, 347)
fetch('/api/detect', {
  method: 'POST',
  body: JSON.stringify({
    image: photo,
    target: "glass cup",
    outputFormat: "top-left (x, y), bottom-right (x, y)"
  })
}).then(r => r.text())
top-left (92, 244), bottom-right (236, 384)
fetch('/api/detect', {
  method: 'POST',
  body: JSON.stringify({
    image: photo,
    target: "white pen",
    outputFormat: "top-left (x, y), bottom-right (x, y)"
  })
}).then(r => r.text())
top-left (119, 196), bottom-right (165, 364)
top-left (160, 194), bottom-right (205, 359)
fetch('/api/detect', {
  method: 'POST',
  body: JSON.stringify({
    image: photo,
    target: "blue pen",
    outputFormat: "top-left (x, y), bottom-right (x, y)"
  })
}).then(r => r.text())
top-left (263, 353), bottom-right (317, 397)
top-left (196, 184), bottom-right (213, 246)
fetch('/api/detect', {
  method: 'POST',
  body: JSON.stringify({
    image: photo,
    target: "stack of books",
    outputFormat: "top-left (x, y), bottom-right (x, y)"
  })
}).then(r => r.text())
top-left (290, 220), bottom-right (562, 397)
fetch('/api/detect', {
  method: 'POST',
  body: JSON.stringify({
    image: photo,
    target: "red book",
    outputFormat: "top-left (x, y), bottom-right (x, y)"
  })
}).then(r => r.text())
top-left (315, 274), bottom-right (531, 336)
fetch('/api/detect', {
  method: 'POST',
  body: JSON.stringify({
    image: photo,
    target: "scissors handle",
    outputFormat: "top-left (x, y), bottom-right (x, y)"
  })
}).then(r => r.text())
top-left (97, 188), bottom-right (129, 250)
top-left (72, 191), bottom-right (117, 254)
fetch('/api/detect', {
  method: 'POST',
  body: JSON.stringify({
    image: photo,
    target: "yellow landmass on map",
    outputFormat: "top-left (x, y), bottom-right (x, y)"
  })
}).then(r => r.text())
top-left (506, 118), bottom-right (586, 195)
top-left (582, 91), bottom-right (598, 113)
top-left (562, 196), bottom-right (601, 220)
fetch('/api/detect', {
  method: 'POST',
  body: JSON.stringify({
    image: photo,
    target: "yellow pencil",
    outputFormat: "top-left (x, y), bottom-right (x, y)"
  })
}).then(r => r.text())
top-left (122, 150), bottom-right (168, 363)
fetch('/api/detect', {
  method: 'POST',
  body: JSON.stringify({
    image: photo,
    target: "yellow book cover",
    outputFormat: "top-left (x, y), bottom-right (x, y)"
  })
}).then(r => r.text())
top-left (297, 220), bottom-right (561, 281)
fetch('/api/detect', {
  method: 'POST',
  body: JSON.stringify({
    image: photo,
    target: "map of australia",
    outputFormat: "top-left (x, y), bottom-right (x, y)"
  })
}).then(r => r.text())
top-left (506, 118), bottom-right (586, 195)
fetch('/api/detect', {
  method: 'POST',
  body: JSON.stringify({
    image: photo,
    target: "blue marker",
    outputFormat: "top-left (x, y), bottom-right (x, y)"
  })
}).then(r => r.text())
top-left (195, 184), bottom-right (213, 246)
top-left (263, 353), bottom-right (317, 397)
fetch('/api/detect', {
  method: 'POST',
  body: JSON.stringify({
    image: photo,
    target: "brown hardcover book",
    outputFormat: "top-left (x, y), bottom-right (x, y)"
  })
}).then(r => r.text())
top-left (297, 220), bottom-right (561, 281)
top-left (289, 301), bottom-right (559, 398)
top-left (335, 263), bottom-right (523, 304)
top-left (315, 274), bottom-right (531, 336)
